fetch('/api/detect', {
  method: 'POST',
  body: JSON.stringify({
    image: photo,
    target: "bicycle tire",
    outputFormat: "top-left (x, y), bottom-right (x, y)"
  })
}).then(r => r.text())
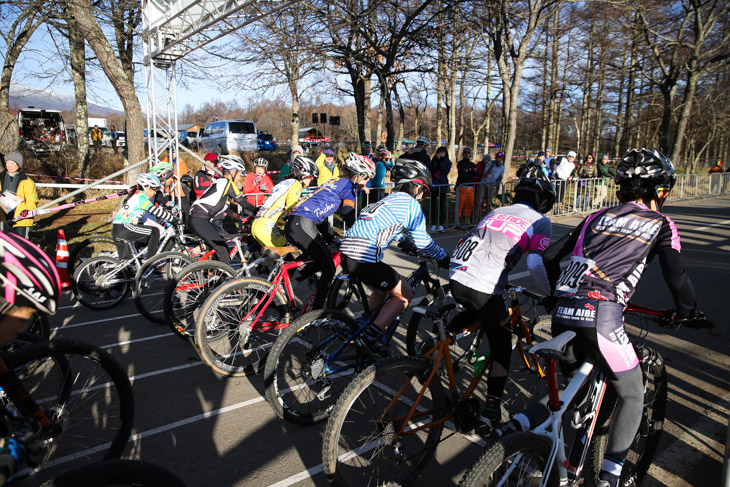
top-left (6, 339), bottom-right (134, 474)
top-left (587, 346), bottom-right (667, 487)
top-left (322, 356), bottom-right (445, 487)
top-left (458, 431), bottom-right (559, 487)
top-left (28, 312), bottom-right (51, 340)
top-left (72, 256), bottom-right (130, 310)
top-left (41, 459), bottom-right (187, 487)
top-left (264, 310), bottom-right (360, 425)
top-left (67, 235), bottom-right (117, 278)
top-left (195, 277), bottom-right (291, 377)
top-left (163, 260), bottom-right (237, 343)
top-left (133, 251), bottom-right (194, 324)
top-left (326, 275), bottom-right (366, 319)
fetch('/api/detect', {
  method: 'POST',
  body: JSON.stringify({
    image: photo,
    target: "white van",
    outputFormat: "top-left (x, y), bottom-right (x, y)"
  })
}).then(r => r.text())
top-left (198, 120), bottom-right (257, 154)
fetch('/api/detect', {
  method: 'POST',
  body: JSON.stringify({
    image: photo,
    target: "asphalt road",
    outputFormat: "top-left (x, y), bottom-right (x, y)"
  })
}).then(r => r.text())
top-left (26, 195), bottom-right (730, 486)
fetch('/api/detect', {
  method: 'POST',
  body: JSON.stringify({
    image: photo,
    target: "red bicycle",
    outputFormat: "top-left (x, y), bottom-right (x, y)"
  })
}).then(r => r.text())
top-left (194, 246), bottom-right (343, 376)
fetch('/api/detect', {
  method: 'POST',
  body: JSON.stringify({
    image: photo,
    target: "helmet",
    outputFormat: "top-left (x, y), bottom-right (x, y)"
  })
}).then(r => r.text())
top-left (343, 153), bottom-right (376, 179)
top-left (361, 140), bottom-right (372, 148)
top-left (203, 152), bottom-right (219, 162)
top-left (291, 156), bottom-right (319, 180)
top-left (150, 161), bottom-right (174, 179)
top-left (391, 158), bottom-right (434, 194)
top-left (416, 136), bottom-right (429, 145)
top-left (514, 165), bottom-right (556, 214)
top-left (253, 158), bottom-right (269, 168)
top-left (136, 173), bottom-right (161, 189)
top-left (218, 155), bottom-right (246, 173)
top-left (496, 151), bottom-right (505, 158)
top-left (376, 144), bottom-right (388, 154)
top-left (0, 231), bottom-right (61, 315)
top-left (615, 148), bottom-right (676, 201)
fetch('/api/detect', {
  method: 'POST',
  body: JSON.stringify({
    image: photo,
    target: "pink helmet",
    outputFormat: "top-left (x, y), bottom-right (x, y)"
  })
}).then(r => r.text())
top-left (0, 231), bottom-right (61, 315)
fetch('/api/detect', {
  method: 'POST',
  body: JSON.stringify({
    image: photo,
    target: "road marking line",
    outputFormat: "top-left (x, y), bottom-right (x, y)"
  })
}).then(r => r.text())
top-left (55, 313), bottom-right (143, 330)
top-left (101, 333), bottom-right (174, 349)
top-left (693, 218), bottom-right (730, 232)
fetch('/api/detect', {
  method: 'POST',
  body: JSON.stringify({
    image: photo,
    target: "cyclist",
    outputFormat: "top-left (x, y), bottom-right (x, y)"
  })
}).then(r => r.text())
top-left (188, 155), bottom-right (256, 265)
top-left (449, 164), bottom-right (555, 431)
top-left (284, 153), bottom-right (375, 310)
top-left (543, 148), bottom-right (701, 487)
top-left (112, 173), bottom-right (177, 260)
top-left (149, 161), bottom-right (177, 207)
top-left (251, 156), bottom-right (318, 247)
top-left (243, 158), bottom-right (274, 207)
top-left (194, 153), bottom-right (219, 200)
top-left (0, 230), bottom-right (60, 344)
top-left (340, 158), bottom-right (449, 348)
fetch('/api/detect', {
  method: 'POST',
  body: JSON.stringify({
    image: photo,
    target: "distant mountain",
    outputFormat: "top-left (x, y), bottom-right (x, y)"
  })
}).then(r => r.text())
top-left (9, 83), bottom-right (124, 116)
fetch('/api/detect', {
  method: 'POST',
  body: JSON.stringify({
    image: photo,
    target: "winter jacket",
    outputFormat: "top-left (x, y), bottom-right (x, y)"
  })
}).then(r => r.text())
top-left (0, 171), bottom-right (38, 228)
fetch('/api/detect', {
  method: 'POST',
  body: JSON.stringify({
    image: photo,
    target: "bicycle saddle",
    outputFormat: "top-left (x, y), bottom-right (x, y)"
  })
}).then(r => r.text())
top-left (528, 330), bottom-right (576, 361)
top-left (263, 246), bottom-right (301, 260)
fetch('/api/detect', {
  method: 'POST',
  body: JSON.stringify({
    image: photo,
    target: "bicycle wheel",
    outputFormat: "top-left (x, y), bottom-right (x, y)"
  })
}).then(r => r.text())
top-left (133, 251), bottom-right (194, 324)
top-left (195, 277), bottom-right (291, 377)
top-left (458, 432), bottom-right (558, 487)
top-left (72, 256), bottom-right (130, 309)
top-left (163, 260), bottom-right (236, 343)
top-left (326, 275), bottom-right (366, 319)
top-left (264, 310), bottom-right (361, 425)
top-left (27, 312), bottom-right (51, 340)
top-left (6, 339), bottom-right (134, 475)
top-left (41, 459), bottom-right (187, 487)
top-left (68, 236), bottom-right (118, 278)
top-left (322, 356), bottom-right (445, 487)
top-left (587, 347), bottom-right (667, 487)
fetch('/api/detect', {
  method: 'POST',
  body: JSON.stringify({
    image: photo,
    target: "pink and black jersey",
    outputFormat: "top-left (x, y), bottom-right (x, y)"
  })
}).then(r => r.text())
top-left (449, 203), bottom-right (552, 295)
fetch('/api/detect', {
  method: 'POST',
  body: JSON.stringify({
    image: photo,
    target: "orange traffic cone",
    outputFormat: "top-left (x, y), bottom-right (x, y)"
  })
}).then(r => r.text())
top-left (56, 229), bottom-right (71, 288)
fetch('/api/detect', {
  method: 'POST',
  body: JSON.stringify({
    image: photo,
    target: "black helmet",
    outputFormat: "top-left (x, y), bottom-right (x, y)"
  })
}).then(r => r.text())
top-left (391, 158), bottom-right (434, 194)
top-left (514, 165), bottom-right (556, 214)
top-left (615, 148), bottom-right (676, 206)
top-left (291, 155), bottom-right (319, 180)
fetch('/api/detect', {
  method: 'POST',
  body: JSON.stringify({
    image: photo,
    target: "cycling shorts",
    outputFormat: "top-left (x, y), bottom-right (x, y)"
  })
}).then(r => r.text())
top-left (552, 297), bottom-right (639, 380)
top-left (341, 253), bottom-right (400, 292)
top-left (251, 217), bottom-right (286, 248)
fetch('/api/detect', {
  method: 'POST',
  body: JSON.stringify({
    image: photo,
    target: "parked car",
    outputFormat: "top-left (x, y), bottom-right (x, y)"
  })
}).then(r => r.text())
top-left (144, 128), bottom-right (171, 146)
top-left (198, 120), bottom-right (257, 154)
top-left (178, 130), bottom-right (199, 150)
top-left (17, 107), bottom-right (68, 153)
top-left (257, 131), bottom-right (277, 151)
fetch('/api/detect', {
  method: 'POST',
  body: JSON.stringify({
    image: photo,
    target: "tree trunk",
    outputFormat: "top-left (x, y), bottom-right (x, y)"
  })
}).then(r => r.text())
top-left (670, 68), bottom-right (700, 166)
top-left (547, 10), bottom-right (560, 151)
top-left (68, 0), bottom-right (144, 183)
top-left (289, 80), bottom-right (300, 148)
top-left (67, 16), bottom-right (90, 176)
top-left (375, 97), bottom-right (384, 146)
top-left (363, 75), bottom-right (372, 144)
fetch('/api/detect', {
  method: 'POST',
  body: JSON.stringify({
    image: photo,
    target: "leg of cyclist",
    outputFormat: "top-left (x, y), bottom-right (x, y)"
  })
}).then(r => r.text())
top-left (285, 215), bottom-right (336, 310)
top-left (188, 217), bottom-right (230, 265)
top-left (112, 223), bottom-right (158, 260)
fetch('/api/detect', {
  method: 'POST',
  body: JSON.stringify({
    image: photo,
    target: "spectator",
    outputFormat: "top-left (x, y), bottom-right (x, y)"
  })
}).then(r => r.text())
top-left (0, 151), bottom-right (38, 239)
top-left (160, 150), bottom-right (191, 210)
top-left (534, 151), bottom-right (552, 179)
top-left (474, 153), bottom-right (491, 219)
top-left (372, 145), bottom-right (394, 203)
top-left (429, 146), bottom-right (452, 231)
top-left (361, 141), bottom-right (373, 160)
top-left (91, 125), bottom-right (103, 154)
top-left (481, 151), bottom-right (505, 211)
top-left (553, 150), bottom-right (577, 211)
top-left (316, 149), bottom-right (340, 187)
top-left (280, 146), bottom-right (303, 182)
top-left (243, 158), bottom-right (274, 207)
top-left (110, 125), bottom-right (119, 154)
top-left (456, 147), bottom-right (478, 222)
top-left (593, 153), bottom-right (615, 209)
top-left (708, 160), bottom-right (723, 174)
top-left (544, 149), bottom-right (554, 174)
top-left (194, 152), bottom-right (218, 200)
top-left (577, 154), bottom-right (597, 211)
top-left (405, 136), bottom-right (431, 166)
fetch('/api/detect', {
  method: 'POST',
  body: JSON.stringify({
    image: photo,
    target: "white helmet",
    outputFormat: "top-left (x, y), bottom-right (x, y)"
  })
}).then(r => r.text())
top-left (343, 153), bottom-right (376, 179)
top-left (416, 136), bottom-right (429, 145)
top-left (253, 158), bottom-right (269, 168)
top-left (218, 155), bottom-right (246, 173)
top-left (136, 173), bottom-right (161, 189)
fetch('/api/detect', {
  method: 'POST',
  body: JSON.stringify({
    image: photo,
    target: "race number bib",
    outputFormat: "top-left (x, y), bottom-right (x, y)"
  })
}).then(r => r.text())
top-left (452, 236), bottom-right (480, 264)
top-left (555, 256), bottom-right (595, 296)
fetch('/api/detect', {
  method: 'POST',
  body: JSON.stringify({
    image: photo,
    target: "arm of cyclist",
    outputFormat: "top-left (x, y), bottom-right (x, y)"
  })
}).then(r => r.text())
top-left (543, 218), bottom-right (587, 292)
top-left (143, 199), bottom-right (176, 224)
top-left (525, 216), bottom-right (553, 296)
top-left (652, 216), bottom-right (699, 319)
top-left (403, 198), bottom-right (447, 261)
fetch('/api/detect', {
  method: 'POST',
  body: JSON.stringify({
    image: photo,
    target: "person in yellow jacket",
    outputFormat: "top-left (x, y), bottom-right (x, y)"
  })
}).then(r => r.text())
top-left (91, 125), bottom-right (103, 153)
top-left (252, 156), bottom-right (318, 247)
top-left (315, 149), bottom-right (339, 187)
top-left (0, 151), bottom-right (38, 239)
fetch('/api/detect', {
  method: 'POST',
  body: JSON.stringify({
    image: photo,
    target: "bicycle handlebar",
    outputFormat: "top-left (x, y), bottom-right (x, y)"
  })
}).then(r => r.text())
top-left (625, 303), bottom-right (714, 330)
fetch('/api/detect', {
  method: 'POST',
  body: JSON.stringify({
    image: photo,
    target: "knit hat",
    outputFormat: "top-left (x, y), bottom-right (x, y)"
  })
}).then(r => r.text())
top-left (5, 151), bottom-right (23, 169)
top-left (324, 149), bottom-right (334, 156)
top-left (567, 151), bottom-right (577, 158)
top-left (537, 151), bottom-right (546, 157)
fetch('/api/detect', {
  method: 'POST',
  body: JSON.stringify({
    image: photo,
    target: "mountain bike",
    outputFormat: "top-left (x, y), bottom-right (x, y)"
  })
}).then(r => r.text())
top-left (264, 253), bottom-right (450, 425)
top-left (193, 246), bottom-right (342, 376)
top-left (457, 304), bottom-right (714, 487)
top-left (0, 339), bottom-right (134, 483)
top-left (320, 285), bottom-right (550, 487)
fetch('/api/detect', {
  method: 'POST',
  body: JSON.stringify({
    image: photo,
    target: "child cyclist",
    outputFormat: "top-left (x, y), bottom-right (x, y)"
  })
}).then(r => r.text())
top-left (339, 158), bottom-right (449, 350)
top-left (543, 148), bottom-right (705, 487)
top-left (243, 158), bottom-right (274, 207)
top-left (449, 165), bottom-right (555, 431)
top-left (188, 155), bottom-right (257, 265)
top-left (284, 153), bottom-right (375, 310)
top-left (112, 173), bottom-right (177, 260)
top-left (251, 156), bottom-right (318, 248)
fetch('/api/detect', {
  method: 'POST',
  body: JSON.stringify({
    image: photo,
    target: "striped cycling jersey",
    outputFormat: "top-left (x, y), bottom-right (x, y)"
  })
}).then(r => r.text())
top-left (340, 192), bottom-right (446, 263)
top-left (449, 203), bottom-right (552, 295)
